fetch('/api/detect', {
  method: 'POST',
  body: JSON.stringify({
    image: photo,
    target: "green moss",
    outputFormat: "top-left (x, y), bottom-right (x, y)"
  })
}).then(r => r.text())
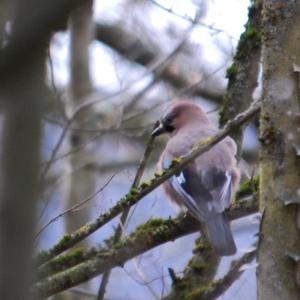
top-left (236, 176), bottom-right (259, 199)
top-left (219, 95), bottom-right (231, 126)
top-left (170, 158), bottom-right (181, 167)
top-left (53, 248), bottom-right (84, 266)
top-left (165, 236), bottom-right (219, 300)
top-left (134, 218), bottom-right (171, 241)
top-left (36, 250), bottom-right (50, 265)
top-left (154, 170), bottom-right (166, 178)
top-left (140, 181), bottom-right (151, 189)
top-left (235, 1), bottom-right (262, 61)
top-left (226, 63), bottom-right (238, 80)
top-left (78, 224), bottom-right (89, 234)
top-left (129, 187), bottom-right (139, 195)
top-left (186, 282), bottom-right (216, 300)
top-left (125, 192), bottom-right (136, 200)
top-left (53, 234), bottom-right (71, 252)
top-left (187, 259), bottom-right (206, 274)
top-left (196, 137), bottom-right (214, 148)
top-left (38, 248), bottom-right (86, 279)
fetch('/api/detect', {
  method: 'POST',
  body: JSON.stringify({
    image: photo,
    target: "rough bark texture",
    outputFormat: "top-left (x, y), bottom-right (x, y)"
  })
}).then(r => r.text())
top-left (163, 236), bottom-right (220, 300)
top-left (258, 1), bottom-right (300, 299)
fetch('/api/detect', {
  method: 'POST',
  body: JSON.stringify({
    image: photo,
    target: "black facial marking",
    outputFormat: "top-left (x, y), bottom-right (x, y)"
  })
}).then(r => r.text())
top-left (162, 112), bottom-right (177, 133)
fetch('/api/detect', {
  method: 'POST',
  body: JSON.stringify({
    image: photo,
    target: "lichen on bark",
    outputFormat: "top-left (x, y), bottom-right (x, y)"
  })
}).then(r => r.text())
top-left (258, 1), bottom-right (300, 299)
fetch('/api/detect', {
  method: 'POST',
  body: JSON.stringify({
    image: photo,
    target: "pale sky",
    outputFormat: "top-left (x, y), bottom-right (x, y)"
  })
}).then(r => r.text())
top-left (51, 0), bottom-right (250, 90)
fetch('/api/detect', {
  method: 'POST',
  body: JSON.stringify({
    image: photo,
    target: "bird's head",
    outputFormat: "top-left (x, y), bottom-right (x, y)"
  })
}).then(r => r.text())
top-left (152, 100), bottom-right (209, 137)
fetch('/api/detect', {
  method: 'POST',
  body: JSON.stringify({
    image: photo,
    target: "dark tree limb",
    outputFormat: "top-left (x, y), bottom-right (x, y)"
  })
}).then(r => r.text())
top-left (0, 0), bottom-right (83, 83)
top-left (0, 1), bottom-right (83, 299)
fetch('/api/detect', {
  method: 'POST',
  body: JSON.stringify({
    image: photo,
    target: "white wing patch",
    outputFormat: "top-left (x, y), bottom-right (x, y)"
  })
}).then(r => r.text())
top-left (172, 172), bottom-right (207, 221)
top-left (218, 171), bottom-right (232, 210)
top-left (177, 172), bottom-right (186, 185)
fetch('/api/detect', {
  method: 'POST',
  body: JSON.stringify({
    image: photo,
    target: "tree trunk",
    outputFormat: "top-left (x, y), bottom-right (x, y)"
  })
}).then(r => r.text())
top-left (61, 2), bottom-right (95, 299)
top-left (65, 0), bottom-right (95, 236)
top-left (258, 1), bottom-right (300, 299)
top-left (0, 2), bottom-right (45, 298)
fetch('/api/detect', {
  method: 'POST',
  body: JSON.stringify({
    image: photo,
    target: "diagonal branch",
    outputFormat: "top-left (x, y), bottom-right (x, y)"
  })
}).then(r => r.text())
top-left (36, 100), bottom-right (261, 266)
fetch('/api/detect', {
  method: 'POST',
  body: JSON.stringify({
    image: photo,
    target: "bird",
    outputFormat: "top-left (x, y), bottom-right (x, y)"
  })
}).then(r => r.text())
top-left (152, 100), bottom-right (240, 256)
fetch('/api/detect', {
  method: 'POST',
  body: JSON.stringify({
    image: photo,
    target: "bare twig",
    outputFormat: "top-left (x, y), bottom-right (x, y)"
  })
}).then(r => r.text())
top-left (148, 0), bottom-right (236, 40)
top-left (38, 14), bottom-right (196, 194)
top-left (95, 20), bottom-right (225, 103)
top-left (35, 173), bottom-right (117, 238)
top-left (97, 122), bottom-right (158, 299)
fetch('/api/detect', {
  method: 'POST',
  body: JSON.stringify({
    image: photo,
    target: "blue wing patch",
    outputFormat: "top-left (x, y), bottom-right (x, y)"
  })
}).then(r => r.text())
top-left (162, 157), bottom-right (233, 221)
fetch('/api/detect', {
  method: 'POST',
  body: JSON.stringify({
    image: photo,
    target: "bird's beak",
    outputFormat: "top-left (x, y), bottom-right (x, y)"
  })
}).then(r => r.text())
top-left (151, 122), bottom-right (166, 137)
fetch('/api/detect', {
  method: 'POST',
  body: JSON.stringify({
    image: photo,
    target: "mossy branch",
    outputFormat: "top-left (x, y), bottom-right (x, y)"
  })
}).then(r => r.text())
top-left (183, 250), bottom-right (257, 300)
top-left (219, 0), bottom-right (262, 152)
top-left (164, 235), bottom-right (220, 300)
top-left (33, 195), bottom-right (258, 298)
top-left (36, 100), bottom-right (261, 266)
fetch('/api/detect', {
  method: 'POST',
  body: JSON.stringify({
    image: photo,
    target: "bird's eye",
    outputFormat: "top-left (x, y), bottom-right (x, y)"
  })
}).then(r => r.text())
top-left (164, 115), bottom-right (173, 125)
top-left (163, 112), bottom-right (177, 132)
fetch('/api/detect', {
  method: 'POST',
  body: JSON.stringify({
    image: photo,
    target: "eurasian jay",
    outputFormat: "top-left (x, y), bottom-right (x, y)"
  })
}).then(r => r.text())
top-left (152, 101), bottom-right (240, 256)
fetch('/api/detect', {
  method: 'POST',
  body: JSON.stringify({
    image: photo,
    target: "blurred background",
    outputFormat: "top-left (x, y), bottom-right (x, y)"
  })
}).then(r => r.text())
top-left (35, 0), bottom-right (260, 298)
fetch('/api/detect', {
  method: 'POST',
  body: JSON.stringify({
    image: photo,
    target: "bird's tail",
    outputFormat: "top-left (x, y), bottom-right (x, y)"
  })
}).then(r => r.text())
top-left (206, 213), bottom-right (236, 256)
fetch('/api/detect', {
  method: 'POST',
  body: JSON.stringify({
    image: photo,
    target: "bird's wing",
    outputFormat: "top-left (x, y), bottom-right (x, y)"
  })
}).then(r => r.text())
top-left (163, 157), bottom-right (233, 222)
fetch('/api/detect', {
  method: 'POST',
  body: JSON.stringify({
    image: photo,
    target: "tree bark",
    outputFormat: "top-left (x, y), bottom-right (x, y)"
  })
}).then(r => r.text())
top-left (258, 1), bottom-right (300, 299)
top-left (0, 1), bottom-right (45, 298)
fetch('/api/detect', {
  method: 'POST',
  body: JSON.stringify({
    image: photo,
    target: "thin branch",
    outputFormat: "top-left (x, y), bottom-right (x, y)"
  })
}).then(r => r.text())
top-left (47, 46), bottom-right (67, 120)
top-left (148, 0), bottom-right (236, 40)
top-left (97, 122), bottom-right (158, 299)
top-left (38, 16), bottom-right (196, 191)
top-left (36, 100), bottom-right (260, 266)
top-left (35, 173), bottom-right (117, 238)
